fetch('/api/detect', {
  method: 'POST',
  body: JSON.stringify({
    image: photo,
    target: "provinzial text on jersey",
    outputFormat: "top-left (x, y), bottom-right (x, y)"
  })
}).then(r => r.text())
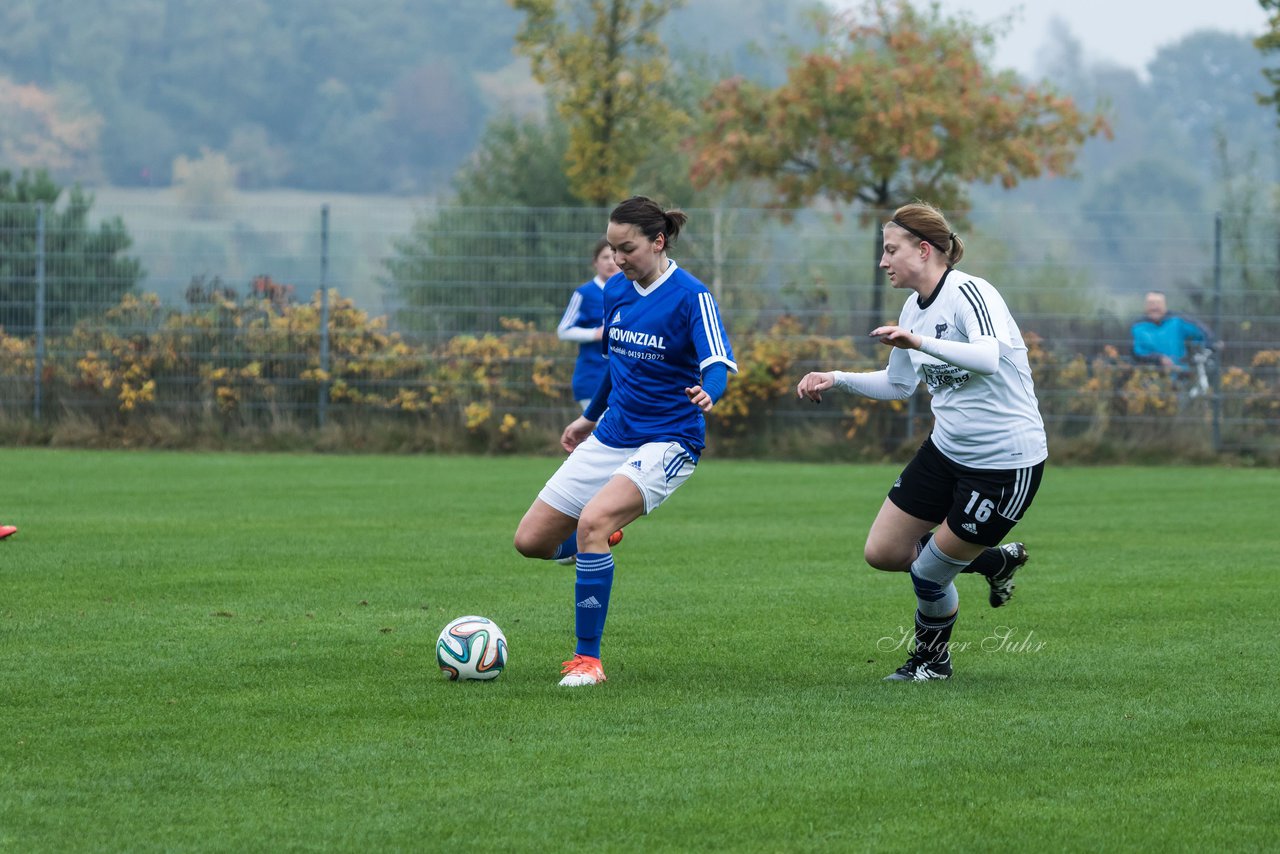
top-left (609, 328), bottom-right (667, 350)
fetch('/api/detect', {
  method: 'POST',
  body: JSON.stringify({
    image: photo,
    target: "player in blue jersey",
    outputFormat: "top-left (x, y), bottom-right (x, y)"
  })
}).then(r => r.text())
top-left (557, 238), bottom-right (620, 410)
top-left (514, 196), bottom-right (737, 687)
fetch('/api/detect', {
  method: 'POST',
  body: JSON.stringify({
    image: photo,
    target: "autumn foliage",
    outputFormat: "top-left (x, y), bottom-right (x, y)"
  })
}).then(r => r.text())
top-left (511, 0), bottom-right (688, 206)
top-left (2, 285), bottom-right (1277, 460)
top-left (690, 0), bottom-right (1111, 213)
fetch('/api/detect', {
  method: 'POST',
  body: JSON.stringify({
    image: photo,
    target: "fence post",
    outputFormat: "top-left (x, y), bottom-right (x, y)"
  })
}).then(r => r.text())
top-left (1211, 211), bottom-right (1222, 452)
top-left (711, 207), bottom-right (723, 303)
top-left (318, 204), bottom-right (331, 428)
top-left (34, 202), bottom-right (46, 422)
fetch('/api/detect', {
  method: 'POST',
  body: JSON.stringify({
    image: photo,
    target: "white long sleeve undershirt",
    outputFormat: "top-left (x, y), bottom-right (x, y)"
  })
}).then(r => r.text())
top-left (557, 325), bottom-right (598, 343)
top-left (556, 277), bottom-right (607, 343)
top-left (830, 337), bottom-right (1000, 400)
top-left (916, 335), bottom-right (1000, 375)
top-left (831, 370), bottom-right (915, 401)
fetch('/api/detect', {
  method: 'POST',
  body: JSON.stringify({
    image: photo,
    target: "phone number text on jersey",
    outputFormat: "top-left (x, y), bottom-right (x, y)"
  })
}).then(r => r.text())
top-left (611, 346), bottom-right (667, 361)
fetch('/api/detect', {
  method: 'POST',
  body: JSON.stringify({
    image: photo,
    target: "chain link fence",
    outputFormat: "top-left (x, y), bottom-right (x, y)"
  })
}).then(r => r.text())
top-left (1, 199), bottom-right (1277, 458)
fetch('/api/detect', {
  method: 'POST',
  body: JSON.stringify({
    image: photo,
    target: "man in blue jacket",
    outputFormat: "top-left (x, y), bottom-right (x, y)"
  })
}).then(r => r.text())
top-left (1131, 291), bottom-right (1212, 373)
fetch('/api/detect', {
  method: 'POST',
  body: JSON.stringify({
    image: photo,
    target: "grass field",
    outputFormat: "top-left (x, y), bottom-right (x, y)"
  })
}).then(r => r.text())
top-left (1, 449), bottom-right (1277, 852)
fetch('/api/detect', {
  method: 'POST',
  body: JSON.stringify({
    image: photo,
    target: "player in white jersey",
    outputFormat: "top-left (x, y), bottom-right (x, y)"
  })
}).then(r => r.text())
top-left (514, 196), bottom-right (737, 687)
top-left (796, 202), bottom-right (1046, 682)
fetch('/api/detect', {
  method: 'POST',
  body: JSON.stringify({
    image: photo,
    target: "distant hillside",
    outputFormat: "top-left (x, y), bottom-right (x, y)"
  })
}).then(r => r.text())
top-left (0, 0), bottom-right (819, 195)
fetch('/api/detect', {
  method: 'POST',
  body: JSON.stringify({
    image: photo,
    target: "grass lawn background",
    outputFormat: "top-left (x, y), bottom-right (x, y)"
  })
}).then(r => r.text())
top-left (1, 449), bottom-right (1276, 851)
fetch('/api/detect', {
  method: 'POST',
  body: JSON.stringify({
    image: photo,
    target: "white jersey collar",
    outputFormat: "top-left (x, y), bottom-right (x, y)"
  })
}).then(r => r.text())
top-left (633, 259), bottom-right (678, 295)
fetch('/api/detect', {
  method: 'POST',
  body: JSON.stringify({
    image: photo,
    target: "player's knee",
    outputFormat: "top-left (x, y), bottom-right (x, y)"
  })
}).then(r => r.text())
top-left (863, 541), bottom-right (909, 573)
top-left (512, 529), bottom-right (546, 559)
top-left (575, 512), bottom-right (609, 546)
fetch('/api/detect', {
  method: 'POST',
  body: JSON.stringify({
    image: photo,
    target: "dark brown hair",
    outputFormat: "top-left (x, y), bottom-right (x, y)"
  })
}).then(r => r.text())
top-left (609, 195), bottom-right (688, 248)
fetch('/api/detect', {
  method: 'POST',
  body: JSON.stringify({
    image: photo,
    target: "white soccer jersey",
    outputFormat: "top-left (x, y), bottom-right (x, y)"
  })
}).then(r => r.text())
top-left (887, 269), bottom-right (1048, 469)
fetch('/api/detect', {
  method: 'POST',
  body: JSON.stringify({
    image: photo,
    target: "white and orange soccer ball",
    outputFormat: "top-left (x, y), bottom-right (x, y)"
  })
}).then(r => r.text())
top-left (436, 615), bottom-right (507, 681)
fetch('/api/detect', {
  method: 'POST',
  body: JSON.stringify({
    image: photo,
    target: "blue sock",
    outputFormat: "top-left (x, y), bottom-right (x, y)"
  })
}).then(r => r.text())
top-left (573, 553), bottom-right (614, 658)
top-left (551, 532), bottom-right (578, 561)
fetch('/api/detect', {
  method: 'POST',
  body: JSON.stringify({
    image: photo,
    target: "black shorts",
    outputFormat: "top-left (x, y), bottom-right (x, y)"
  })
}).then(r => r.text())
top-left (888, 437), bottom-right (1044, 547)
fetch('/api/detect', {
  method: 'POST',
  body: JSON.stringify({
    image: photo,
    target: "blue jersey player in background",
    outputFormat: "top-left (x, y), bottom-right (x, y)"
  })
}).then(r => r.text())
top-left (557, 238), bottom-right (620, 410)
top-left (514, 196), bottom-right (737, 687)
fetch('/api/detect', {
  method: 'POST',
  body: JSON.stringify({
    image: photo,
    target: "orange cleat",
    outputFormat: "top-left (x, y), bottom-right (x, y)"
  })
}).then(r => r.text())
top-left (557, 530), bottom-right (622, 566)
top-left (0, 525), bottom-right (16, 540)
top-left (558, 653), bottom-right (607, 687)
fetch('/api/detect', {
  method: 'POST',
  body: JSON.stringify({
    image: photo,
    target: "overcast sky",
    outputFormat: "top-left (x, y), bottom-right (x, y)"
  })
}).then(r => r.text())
top-left (836, 1), bottom-right (1271, 78)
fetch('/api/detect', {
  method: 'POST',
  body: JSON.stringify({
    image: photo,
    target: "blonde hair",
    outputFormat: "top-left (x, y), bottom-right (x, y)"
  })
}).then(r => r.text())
top-left (887, 202), bottom-right (964, 265)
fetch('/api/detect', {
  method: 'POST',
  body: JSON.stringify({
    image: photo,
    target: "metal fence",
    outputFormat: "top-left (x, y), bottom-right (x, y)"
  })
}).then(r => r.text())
top-left (1, 198), bottom-right (1277, 457)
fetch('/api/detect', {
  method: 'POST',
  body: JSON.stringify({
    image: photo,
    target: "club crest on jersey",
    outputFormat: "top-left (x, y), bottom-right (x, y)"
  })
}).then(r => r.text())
top-left (935, 322), bottom-right (949, 338)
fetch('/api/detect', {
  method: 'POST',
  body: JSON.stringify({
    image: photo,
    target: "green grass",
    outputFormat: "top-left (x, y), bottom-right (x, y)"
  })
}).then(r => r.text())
top-left (1, 449), bottom-right (1277, 852)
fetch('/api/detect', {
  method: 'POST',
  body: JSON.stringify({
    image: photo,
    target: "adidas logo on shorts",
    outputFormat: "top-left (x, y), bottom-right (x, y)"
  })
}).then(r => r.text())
top-left (962, 522), bottom-right (979, 535)
top-left (629, 460), bottom-right (643, 470)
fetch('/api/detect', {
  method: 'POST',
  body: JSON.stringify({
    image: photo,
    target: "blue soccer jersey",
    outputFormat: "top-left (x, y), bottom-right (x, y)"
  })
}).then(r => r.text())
top-left (593, 261), bottom-right (736, 458)
top-left (557, 278), bottom-right (608, 400)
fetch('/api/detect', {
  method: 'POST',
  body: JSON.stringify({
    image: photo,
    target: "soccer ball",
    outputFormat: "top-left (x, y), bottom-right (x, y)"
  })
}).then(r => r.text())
top-left (436, 615), bottom-right (508, 681)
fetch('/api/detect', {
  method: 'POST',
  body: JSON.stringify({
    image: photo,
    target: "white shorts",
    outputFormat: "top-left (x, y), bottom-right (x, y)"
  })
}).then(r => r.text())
top-left (538, 434), bottom-right (697, 517)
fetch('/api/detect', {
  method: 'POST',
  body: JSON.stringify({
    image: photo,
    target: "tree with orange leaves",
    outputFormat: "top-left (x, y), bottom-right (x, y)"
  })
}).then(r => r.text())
top-left (689, 0), bottom-right (1109, 324)
top-left (692, 0), bottom-right (1108, 212)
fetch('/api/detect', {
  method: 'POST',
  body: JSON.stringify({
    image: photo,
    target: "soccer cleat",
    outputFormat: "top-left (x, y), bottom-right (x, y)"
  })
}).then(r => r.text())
top-left (884, 653), bottom-right (952, 681)
top-left (0, 525), bottom-right (16, 540)
top-left (558, 653), bottom-right (607, 687)
top-left (987, 542), bottom-right (1029, 608)
top-left (608, 530), bottom-right (624, 548)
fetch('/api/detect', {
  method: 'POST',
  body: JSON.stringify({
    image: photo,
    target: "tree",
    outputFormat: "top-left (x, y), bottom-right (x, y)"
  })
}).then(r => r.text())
top-left (693, 0), bottom-right (1107, 211)
top-left (1256, 0), bottom-right (1280, 116)
top-left (1081, 158), bottom-right (1207, 292)
top-left (384, 111), bottom-right (593, 338)
top-left (1151, 32), bottom-right (1276, 184)
top-left (511, 0), bottom-right (689, 205)
top-left (0, 169), bottom-right (143, 334)
top-left (172, 147), bottom-right (237, 219)
top-left (452, 111), bottom-right (579, 208)
top-left (0, 76), bottom-right (103, 182)
top-left (689, 0), bottom-right (1109, 322)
